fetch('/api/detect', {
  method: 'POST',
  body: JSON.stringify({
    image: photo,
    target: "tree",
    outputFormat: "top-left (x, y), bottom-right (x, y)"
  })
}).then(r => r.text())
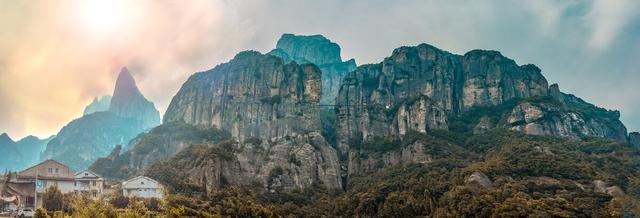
top-left (42, 186), bottom-right (64, 212)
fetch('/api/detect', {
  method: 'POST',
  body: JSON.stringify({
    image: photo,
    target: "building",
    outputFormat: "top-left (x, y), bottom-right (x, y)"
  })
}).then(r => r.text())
top-left (0, 160), bottom-right (107, 209)
top-left (1, 160), bottom-right (75, 208)
top-left (122, 176), bottom-right (163, 199)
top-left (73, 170), bottom-right (104, 198)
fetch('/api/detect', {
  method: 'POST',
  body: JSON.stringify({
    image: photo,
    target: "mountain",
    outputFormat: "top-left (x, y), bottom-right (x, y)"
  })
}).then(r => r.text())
top-left (97, 51), bottom-right (342, 190)
top-left (89, 38), bottom-right (640, 216)
top-left (335, 43), bottom-right (628, 176)
top-left (109, 67), bottom-right (160, 130)
top-left (0, 133), bottom-right (52, 171)
top-left (0, 133), bottom-right (22, 171)
top-left (268, 34), bottom-right (356, 105)
top-left (15, 135), bottom-right (53, 166)
top-left (83, 95), bottom-right (111, 115)
top-left (41, 67), bottom-right (160, 170)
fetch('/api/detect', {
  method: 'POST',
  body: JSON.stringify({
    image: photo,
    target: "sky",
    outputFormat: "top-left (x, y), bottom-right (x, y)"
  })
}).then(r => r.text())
top-left (0, 0), bottom-right (639, 139)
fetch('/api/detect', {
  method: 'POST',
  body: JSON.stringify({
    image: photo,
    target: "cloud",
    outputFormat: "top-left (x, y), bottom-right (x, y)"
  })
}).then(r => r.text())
top-left (1, 0), bottom-right (639, 139)
top-left (586, 0), bottom-right (638, 50)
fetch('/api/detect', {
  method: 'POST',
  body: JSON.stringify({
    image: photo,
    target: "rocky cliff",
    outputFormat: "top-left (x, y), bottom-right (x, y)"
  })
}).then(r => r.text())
top-left (83, 95), bottom-right (111, 115)
top-left (268, 34), bottom-right (356, 105)
top-left (336, 43), bottom-right (629, 176)
top-left (109, 67), bottom-right (160, 130)
top-left (151, 51), bottom-right (342, 190)
top-left (164, 51), bottom-right (322, 142)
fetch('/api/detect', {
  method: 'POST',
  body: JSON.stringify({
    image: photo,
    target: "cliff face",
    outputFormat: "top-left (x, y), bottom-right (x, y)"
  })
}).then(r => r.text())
top-left (268, 34), bottom-right (356, 105)
top-left (335, 44), bottom-right (549, 154)
top-left (165, 51), bottom-right (322, 142)
top-left (336, 44), bottom-right (628, 175)
top-left (158, 51), bottom-right (342, 190)
top-left (109, 67), bottom-right (160, 130)
top-left (146, 132), bottom-right (341, 193)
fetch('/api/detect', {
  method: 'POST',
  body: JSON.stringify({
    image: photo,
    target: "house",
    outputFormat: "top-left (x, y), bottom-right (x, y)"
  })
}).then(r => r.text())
top-left (0, 160), bottom-right (109, 209)
top-left (73, 170), bottom-right (104, 199)
top-left (122, 176), bottom-right (163, 199)
top-left (1, 160), bottom-right (75, 208)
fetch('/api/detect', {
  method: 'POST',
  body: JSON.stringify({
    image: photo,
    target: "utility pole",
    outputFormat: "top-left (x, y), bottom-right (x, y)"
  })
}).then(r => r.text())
top-left (34, 170), bottom-right (37, 209)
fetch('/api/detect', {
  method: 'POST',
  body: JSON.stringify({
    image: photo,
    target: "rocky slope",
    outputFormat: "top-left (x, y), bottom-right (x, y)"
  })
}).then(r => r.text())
top-left (268, 34), bottom-right (356, 105)
top-left (109, 67), bottom-right (160, 131)
top-left (147, 51), bottom-right (342, 190)
top-left (83, 95), bottom-right (112, 115)
top-left (335, 43), bottom-right (629, 175)
top-left (42, 67), bottom-right (160, 170)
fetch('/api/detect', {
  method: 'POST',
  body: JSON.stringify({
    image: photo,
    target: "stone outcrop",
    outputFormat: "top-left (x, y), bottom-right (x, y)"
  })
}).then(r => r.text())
top-left (149, 132), bottom-right (341, 192)
top-left (159, 51), bottom-right (342, 190)
top-left (465, 171), bottom-right (493, 188)
top-left (506, 100), bottom-right (627, 140)
top-left (335, 43), bottom-right (629, 177)
top-left (348, 141), bottom-right (432, 176)
top-left (109, 67), bottom-right (160, 130)
top-left (629, 132), bottom-right (640, 146)
top-left (165, 51), bottom-right (322, 142)
top-left (83, 95), bottom-right (111, 115)
top-left (336, 44), bottom-right (549, 154)
top-left (268, 34), bottom-right (356, 105)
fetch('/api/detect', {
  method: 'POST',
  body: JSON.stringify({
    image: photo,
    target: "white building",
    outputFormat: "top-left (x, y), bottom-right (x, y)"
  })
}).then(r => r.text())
top-left (122, 176), bottom-right (163, 199)
top-left (73, 170), bottom-right (104, 199)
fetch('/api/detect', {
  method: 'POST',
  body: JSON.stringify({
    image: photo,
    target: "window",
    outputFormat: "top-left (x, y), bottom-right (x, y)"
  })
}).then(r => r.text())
top-left (48, 168), bottom-right (52, 173)
top-left (141, 181), bottom-right (145, 185)
top-left (92, 181), bottom-right (96, 186)
top-left (74, 181), bottom-right (77, 186)
top-left (55, 168), bottom-right (59, 174)
top-left (85, 173), bottom-right (88, 176)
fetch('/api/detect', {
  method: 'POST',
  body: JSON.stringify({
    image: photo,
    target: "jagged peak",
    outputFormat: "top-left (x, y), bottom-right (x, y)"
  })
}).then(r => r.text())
top-left (113, 67), bottom-right (140, 95)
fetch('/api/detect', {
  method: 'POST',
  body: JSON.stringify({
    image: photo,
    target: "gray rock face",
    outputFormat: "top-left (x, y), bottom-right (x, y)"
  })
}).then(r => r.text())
top-left (83, 95), bottom-right (111, 115)
top-left (336, 44), bottom-right (549, 154)
top-left (166, 132), bottom-right (342, 192)
top-left (268, 34), bottom-right (356, 105)
top-left (109, 67), bottom-right (160, 131)
top-left (465, 171), bottom-right (493, 188)
top-left (629, 132), bottom-right (640, 146)
top-left (161, 51), bottom-right (342, 190)
top-left (165, 51), bottom-right (322, 142)
top-left (348, 141), bottom-right (432, 177)
top-left (507, 101), bottom-right (627, 140)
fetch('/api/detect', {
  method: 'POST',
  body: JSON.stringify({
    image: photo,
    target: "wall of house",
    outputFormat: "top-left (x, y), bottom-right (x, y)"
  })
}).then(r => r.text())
top-left (123, 188), bottom-right (163, 199)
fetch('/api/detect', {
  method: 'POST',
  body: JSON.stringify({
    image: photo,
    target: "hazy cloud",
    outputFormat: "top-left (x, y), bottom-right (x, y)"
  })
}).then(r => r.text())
top-left (1, 0), bottom-right (638, 139)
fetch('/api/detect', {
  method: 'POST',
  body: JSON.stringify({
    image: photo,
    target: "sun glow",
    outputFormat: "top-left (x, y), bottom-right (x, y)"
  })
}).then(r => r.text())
top-left (78, 0), bottom-right (140, 37)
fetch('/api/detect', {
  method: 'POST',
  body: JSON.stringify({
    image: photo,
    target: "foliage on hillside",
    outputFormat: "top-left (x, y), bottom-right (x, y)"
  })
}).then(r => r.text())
top-left (89, 121), bottom-right (230, 181)
top-left (147, 129), bottom-right (640, 217)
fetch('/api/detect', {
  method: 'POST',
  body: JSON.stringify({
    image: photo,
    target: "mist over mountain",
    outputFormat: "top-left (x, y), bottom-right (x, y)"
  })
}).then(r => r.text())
top-left (83, 95), bottom-right (112, 115)
top-left (0, 133), bottom-right (53, 171)
top-left (41, 67), bottom-right (160, 170)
